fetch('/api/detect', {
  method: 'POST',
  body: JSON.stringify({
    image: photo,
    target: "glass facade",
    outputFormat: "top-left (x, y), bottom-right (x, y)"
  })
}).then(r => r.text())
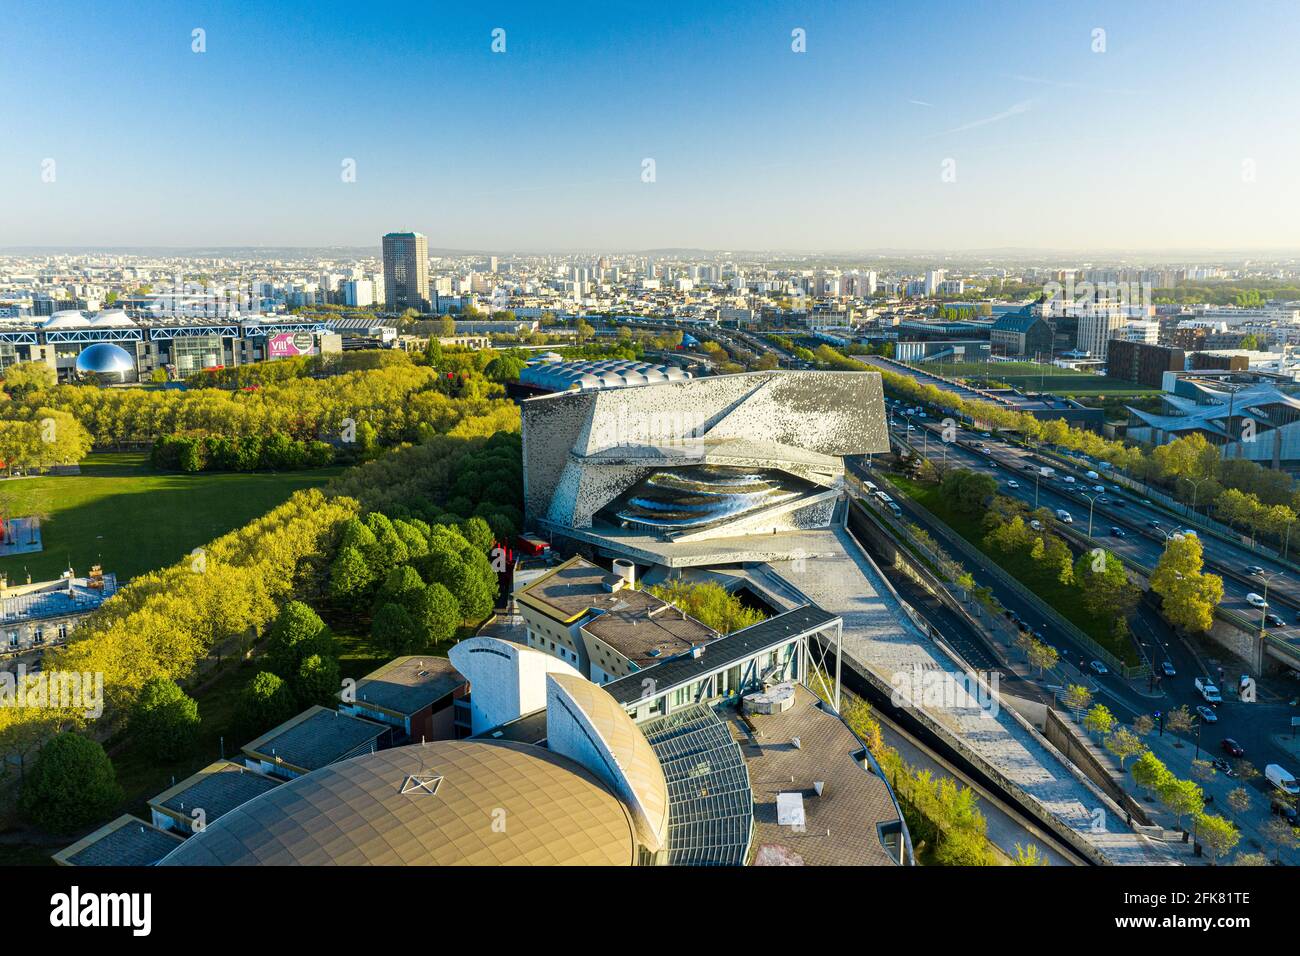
top-left (171, 335), bottom-right (225, 372)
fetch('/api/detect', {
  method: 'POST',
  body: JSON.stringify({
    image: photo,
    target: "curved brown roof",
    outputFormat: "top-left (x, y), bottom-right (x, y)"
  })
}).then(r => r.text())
top-left (159, 740), bottom-right (636, 866)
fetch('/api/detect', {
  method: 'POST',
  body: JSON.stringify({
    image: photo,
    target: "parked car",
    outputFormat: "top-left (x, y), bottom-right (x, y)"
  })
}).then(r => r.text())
top-left (1221, 738), bottom-right (1245, 758)
top-left (1267, 764), bottom-right (1300, 795)
top-left (1271, 798), bottom-right (1298, 822)
top-left (1196, 705), bottom-right (1218, 723)
top-left (1089, 660), bottom-right (1109, 676)
top-left (1161, 661), bottom-right (1177, 677)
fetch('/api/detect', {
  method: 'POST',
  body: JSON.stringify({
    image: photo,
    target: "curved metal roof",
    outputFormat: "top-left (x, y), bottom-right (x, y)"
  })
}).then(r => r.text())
top-left (159, 740), bottom-right (637, 866)
top-left (89, 309), bottom-right (136, 327)
top-left (520, 359), bottom-right (692, 392)
top-left (43, 310), bottom-right (91, 329)
top-left (74, 342), bottom-right (135, 374)
top-left (545, 673), bottom-right (670, 852)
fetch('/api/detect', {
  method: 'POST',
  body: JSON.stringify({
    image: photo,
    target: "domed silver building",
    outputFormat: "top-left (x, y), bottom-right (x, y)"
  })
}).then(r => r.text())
top-left (74, 342), bottom-right (137, 384)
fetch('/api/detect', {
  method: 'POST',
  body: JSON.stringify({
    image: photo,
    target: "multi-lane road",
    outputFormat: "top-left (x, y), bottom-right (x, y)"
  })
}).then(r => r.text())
top-left (887, 411), bottom-right (1300, 666)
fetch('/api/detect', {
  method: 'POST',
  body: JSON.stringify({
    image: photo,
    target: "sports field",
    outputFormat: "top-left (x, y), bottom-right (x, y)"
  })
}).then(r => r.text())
top-left (0, 452), bottom-right (343, 584)
top-left (910, 361), bottom-right (1159, 398)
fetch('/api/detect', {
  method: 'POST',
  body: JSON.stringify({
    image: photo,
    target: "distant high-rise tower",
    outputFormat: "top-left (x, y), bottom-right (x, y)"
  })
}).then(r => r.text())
top-left (382, 232), bottom-right (430, 312)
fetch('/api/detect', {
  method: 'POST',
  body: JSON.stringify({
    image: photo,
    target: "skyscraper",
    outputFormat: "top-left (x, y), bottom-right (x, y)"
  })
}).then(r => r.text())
top-left (382, 232), bottom-right (429, 312)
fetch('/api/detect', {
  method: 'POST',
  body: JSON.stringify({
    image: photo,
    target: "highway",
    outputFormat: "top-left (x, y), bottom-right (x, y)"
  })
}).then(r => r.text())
top-left (888, 410), bottom-right (1300, 663)
top-left (850, 414), bottom-right (1300, 812)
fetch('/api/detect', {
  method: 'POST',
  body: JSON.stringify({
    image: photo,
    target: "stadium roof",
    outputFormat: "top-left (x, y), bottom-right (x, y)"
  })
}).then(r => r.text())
top-left (159, 741), bottom-right (637, 866)
top-left (519, 359), bottom-right (692, 392)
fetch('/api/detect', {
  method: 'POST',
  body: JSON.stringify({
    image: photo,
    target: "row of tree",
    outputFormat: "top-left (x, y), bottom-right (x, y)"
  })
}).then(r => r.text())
top-left (151, 431), bottom-right (338, 472)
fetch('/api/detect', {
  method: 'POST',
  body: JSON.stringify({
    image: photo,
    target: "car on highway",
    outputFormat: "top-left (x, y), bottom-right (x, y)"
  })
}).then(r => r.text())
top-left (1110, 526), bottom-right (1126, 537)
top-left (1055, 509), bottom-right (1073, 524)
top-left (1111, 498), bottom-right (1126, 508)
top-left (1006, 480), bottom-right (1019, 489)
top-left (1161, 661), bottom-right (1177, 677)
top-left (1246, 565), bottom-right (1266, 575)
top-left (1267, 613), bottom-right (1285, 628)
top-left (1092, 484), bottom-right (1106, 493)
top-left (1196, 705), bottom-right (1219, 723)
top-left (1147, 519), bottom-right (1161, 529)
top-left (1089, 660), bottom-right (1109, 676)
top-left (1248, 592), bottom-right (1269, 608)
top-left (1221, 738), bottom-right (1245, 758)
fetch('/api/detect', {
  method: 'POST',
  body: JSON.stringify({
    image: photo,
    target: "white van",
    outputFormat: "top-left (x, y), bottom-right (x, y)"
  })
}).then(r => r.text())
top-left (1247, 592), bottom-right (1269, 608)
top-left (1267, 764), bottom-right (1300, 795)
top-left (1055, 509), bottom-right (1073, 524)
top-left (1085, 470), bottom-right (1100, 481)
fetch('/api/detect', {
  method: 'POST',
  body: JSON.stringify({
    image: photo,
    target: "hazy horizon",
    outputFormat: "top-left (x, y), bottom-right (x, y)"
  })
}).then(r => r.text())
top-left (4, 0), bottom-right (1298, 251)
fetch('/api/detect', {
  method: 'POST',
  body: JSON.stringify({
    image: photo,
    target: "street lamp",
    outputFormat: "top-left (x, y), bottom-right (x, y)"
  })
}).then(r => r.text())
top-left (1179, 475), bottom-right (1214, 520)
top-left (1253, 569), bottom-right (1283, 645)
top-left (1079, 491), bottom-right (1099, 538)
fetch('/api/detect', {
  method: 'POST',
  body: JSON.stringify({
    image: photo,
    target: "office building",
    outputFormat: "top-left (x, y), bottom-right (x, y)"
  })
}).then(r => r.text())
top-left (381, 232), bottom-right (430, 313)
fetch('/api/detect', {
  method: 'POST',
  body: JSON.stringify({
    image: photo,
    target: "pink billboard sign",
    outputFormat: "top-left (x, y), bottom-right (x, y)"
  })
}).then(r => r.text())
top-left (268, 331), bottom-right (316, 358)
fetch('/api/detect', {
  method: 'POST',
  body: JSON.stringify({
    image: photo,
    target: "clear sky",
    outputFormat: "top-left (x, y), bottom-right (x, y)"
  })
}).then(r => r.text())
top-left (2, 0), bottom-right (1297, 252)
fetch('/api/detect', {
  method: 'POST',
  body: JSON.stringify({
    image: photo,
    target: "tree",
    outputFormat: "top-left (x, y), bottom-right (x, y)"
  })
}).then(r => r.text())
top-left (372, 602), bottom-right (422, 656)
top-left (1132, 714), bottom-right (1155, 737)
top-left (378, 565), bottom-right (427, 614)
top-left (294, 653), bottom-right (342, 708)
top-left (1231, 851), bottom-right (1271, 866)
top-left (415, 581), bottom-right (460, 647)
top-left (1063, 684), bottom-right (1092, 721)
top-left (2, 360), bottom-right (56, 396)
top-left (1194, 812), bottom-right (1240, 864)
top-left (1261, 817), bottom-right (1299, 864)
top-left (330, 545), bottom-right (375, 601)
top-left (20, 733), bottom-right (123, 833)
top-left (1013, 843), bottom-right (1047, 865)
top-left (130, 677), bottom-right (201, 761)
top-left (1150, 535), bottom-right (1224, 633)
top-left (1158, 777), bottom-right (1204, 830)
top-left (1073, 549), bottom-right (1139, 622)
top-left (266, 601), bottom-right (331, 679)
top-left (1082, 703), bottom-right (1115, 740)
top-left (1104, 727), bottom-right (1146, 769)
top-left (1131, 751), bottom-right (1171, 798)
top-left (240, 671), bottom-right (296, 737)
top-left (1027, 639), bottom-right (1058, 677)
top-left (1226, 786), bottom-right (1252, 824)
top-left (1165, 705), bottom-right (1194, 744)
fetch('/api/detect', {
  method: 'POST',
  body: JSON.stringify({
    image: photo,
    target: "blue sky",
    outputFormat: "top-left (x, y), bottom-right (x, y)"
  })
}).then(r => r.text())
top-left (2, 0), bottom-right (1297, 251)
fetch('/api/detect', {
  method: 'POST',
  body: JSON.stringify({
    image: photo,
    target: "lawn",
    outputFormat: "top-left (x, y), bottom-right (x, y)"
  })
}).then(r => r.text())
top-left (0, 452), bottom-right (343, 584)
top-left (886, 473), bottom-right (1138, 664)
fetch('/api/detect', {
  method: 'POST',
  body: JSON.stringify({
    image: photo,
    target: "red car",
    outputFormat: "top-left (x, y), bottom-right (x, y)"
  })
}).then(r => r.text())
top-left (1221, 738), bottom-right (1245, 758)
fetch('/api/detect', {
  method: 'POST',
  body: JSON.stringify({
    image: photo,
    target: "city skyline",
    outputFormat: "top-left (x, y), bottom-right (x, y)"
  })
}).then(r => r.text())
top-left (3, 0), bottom-right (1298, 251)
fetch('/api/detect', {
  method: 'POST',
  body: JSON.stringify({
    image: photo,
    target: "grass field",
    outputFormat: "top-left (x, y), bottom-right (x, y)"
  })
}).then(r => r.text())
top-left (0, 452), bottom-right (343, 584)
top-left (886, 473), bottom-right (1138, 664)
top-left (909, 360), bottom-right (1159, 399)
